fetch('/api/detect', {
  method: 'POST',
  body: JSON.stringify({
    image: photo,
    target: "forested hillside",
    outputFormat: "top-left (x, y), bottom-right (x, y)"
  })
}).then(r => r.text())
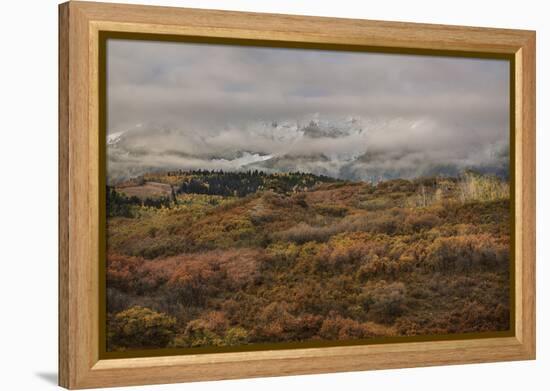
top-left (106, 170), bottom-right (511, 351)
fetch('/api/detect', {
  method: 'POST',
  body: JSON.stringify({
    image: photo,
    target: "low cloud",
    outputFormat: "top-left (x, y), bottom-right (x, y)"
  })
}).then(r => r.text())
top-left (107, 39), bottom-right (509, 182)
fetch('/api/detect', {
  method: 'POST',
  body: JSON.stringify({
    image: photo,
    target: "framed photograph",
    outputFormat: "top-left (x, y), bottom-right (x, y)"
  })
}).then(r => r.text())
top-left (59, 1), bottom-right (536, 389)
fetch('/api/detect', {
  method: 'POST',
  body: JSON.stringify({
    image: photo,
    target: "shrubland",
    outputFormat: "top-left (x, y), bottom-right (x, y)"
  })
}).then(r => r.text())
top-left (106, 170), bottom-right (510, 351)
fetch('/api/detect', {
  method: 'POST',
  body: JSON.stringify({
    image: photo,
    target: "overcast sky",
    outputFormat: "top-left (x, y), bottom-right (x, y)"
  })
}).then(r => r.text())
top-left (106, 39), bottom-right (510, 182)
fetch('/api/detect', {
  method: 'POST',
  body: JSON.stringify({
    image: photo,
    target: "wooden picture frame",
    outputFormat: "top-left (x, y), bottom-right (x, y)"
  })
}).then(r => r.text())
top-left (59, 1), bottom-right (536, 389)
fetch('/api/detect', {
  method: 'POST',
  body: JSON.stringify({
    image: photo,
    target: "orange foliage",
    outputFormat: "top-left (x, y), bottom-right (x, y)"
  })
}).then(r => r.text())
top-left (106, 173), bottom-right (511, 350)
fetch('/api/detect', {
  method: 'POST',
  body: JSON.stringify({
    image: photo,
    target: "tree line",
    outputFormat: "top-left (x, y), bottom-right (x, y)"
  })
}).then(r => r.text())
top-left (176, 170), bottom-right (336, 197)
top-left (106, 187), bottom-right (173, 217)
top-left (108, 170), bottom-right (338, 217)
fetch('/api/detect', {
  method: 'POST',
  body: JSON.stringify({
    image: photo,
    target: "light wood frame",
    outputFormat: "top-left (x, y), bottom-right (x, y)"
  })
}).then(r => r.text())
top-left (59, 1), bottom-right (536, 389)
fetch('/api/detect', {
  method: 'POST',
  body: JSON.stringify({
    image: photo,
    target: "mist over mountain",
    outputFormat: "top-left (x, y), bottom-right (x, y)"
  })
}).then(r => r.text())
top-left (106, 40), bottom-right (509, 184)
top-left (107, 115), bottom-right (509, 184)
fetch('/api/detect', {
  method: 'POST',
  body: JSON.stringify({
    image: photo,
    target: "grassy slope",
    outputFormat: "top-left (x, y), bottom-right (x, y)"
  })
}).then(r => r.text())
top-left (106, 174), bottom-right (511, 350)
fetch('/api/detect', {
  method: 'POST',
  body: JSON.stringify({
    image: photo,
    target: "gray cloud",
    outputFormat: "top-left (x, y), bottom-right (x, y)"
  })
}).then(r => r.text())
top-left (107, 39), bottom-right (509, 183)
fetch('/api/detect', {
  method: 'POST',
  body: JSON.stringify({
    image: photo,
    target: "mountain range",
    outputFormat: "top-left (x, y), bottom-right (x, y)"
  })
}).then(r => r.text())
top-left (107, 116), bottom-right (509, 185)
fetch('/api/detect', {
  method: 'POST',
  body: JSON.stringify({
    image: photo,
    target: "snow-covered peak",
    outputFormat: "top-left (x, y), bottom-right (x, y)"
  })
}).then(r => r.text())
top-left (107, 130), bottom-right (126, 146)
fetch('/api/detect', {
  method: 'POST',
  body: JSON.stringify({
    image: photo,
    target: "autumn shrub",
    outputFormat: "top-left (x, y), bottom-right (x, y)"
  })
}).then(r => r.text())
top-left (439, 301), bottom-right (510, 333)
top-left (356, 255), bottom-right (384, 280)
top-left (315, 204), bottom-right (348, 217)
top-left (252, 302), bottom-right (323, 342)
top-left (326, 244), bottom-right (364, 270)
top-left (249, 209), bottom-right (277, 225)
top-left (358, 197), bottom-right (393, 211)
top-left (274, 222), bottom-right (338, 244)
top-left (107, 254), bottom-right (144, 292)
top-left (425, 234), bottom-right (508, 272)
top-left (291, 313), bottom-right (324, 340)
top-left (262, 192), bottom-right (294, 208)
top-left (134, 237), bottom-right (188, 259)
top-left (355, 239), bottom-right (416, 280)
top-left (322, 235), bottom-right (372, 271)
top-left (404, 213), bottom-right (441, 232)
top-left (286, 233), bottom-right (383, 275)
top-left (375, 179), bottom-right (415, 194)
top-left (108, 306), bottom-right (176, 349)
top-left (203, 311), bottom-right (230, 334)
top-left (338, 211), bottom-right (404, 235)
top-left (223, 327), bottom-right (250, 346)
top-left (460, 301), bottom-right (510, 332)
top-left (362, 281), bottom-right (407, 324)
top-left (107, 254), bottom-right (169, 294)
top-left (356, 257), bottom-right (409, 280)
top-left (108, 249), bottom-right (261, 309)
top-left (318, 314), bottom-right (377, 340)
top-left (369, 212), bottom-right (404, 235)
top-left (147, 226), bottom-right (159, 238)
top-left (292, 193), bottom-right (309, 208)
top-left (287, 280), bottom-right (326, 315)
top-left (276, 211), bottom-right (406, 244)
top-left (173, 311), bottom-right (242, 347)
top-left (293, 241), bottom-right (325, 273)
top-left (176, 319), bottom-right (223, 348)
top-left (447, 275), bottom-right (479, 298)
top-left (394, 318), bottom-right (430, 336)
top-left (253, 302), bottom-right (299, 341)
top-left (168, 272), bottom-right (213, 307)
top-left (188, 213), bottom-right (257, 250)
top-left (262, 242), bottom-right (301, 271)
